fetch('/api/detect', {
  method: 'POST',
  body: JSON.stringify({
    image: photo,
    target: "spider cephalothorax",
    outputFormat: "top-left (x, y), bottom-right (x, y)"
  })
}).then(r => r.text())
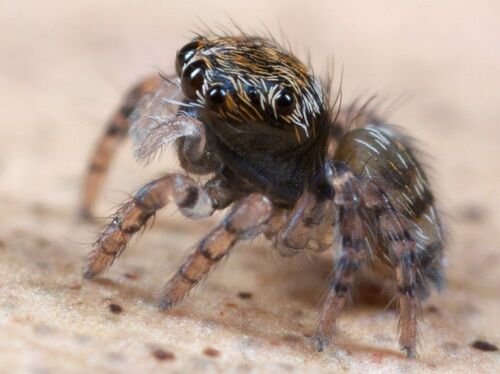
top-left (168, 36), bottom-right (333, 207)
top-left (176, 36), bottom-right (325, 141)
top-left (81, 33), bottom-right (445, 359)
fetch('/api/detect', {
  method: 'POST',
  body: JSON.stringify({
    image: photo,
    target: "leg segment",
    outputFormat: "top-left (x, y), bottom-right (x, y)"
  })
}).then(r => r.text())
top-left (313, 164), bottom-right (367, 351)
top-left (83, 173), bottom-right (214, 279)
top-left (284, 193), bottom-right (335, 254)
top-left (273, 165), bottom-right (336, 256)
top-left (80, 75), bottom-right (163, 219)
top-left (377, 201), bottom-right (420, 358)
top-left (159, 193), bottom-right (273, 309)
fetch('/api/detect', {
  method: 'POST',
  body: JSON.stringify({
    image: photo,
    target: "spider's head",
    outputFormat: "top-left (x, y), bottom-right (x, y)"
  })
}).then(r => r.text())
top-left (175, 36), bottom-right (329, 150)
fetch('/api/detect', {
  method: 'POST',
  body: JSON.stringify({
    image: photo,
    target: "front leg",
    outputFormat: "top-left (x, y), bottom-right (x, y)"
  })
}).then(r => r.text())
top-left (84, 173), bottom-right (214, 279)
top-left (81, 75), bottom-right (163, 219)
top-left (159, 193), bottom-right (273, 309)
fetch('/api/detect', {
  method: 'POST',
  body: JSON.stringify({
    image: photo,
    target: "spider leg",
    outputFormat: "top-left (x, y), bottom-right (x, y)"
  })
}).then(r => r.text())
top-left (83, 173), bottom-right (214, 279)
top-left (273, 166), bottom-right (336, 256)
top-left (159, 193), bottom-right (273, 309)
top-left (376, 200), bottom-right (420, 358)
top-left (357, 181), bottom-right (423, 358)
top-left (273, 191), bottom-right (334, 256)
top-left (313, 164), bottom-right (367, 351)
top-left (331, 123), bottom-right (444, 358)
top-left (80, 75), bottom-right (163, 219)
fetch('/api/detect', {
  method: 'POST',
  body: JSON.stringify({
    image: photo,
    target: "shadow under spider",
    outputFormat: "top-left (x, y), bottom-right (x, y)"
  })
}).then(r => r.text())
top-left (260, 250), bottom-right (394, 309)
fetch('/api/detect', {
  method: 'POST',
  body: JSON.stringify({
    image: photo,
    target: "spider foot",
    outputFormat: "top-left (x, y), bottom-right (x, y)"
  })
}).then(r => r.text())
top-left (79, 208), bottom-right (94, 222)
top-left (312, 331), bottom-right (331, 352)
top-left (401, 345), bottom-right (417, 359)
top-left (82, 267), bottom-right (98, 280)
top-left (158, 297), bottom-right (175, 311)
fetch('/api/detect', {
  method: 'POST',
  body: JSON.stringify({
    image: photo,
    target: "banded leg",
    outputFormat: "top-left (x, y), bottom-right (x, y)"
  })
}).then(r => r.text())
top-left (313, 165), bottom-right (367, 351)
top-left (83, 173), bottom-right (214, 279)
top-left (81, 75), bottom-right (163, 219)
top-left (333, 124), bottom-right (444, 358)
top-left (377, 203), bottom-right (420, 358)
top-left (159, 193), bottom-right (273, 309)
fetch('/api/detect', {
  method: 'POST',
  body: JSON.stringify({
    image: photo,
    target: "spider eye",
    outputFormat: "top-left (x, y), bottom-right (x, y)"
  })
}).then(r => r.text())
top-left (246, 86), bottom-right (260, 105)
top-left (176, 40), bottom-right (200, 77)
top-left (181, 60), bottom-right (206, 100)
top-left (275, 88), bottom-right (295, 115)
top-left (207, 85), bottom-right (226, 107)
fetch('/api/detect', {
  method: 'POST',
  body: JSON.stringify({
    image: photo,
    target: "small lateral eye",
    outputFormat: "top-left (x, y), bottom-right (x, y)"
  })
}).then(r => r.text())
top-left (246, 86), bottom-right (260, 105)
top-left (176, 40), bottom-right (200, 77)
top-left (275, 88), bottom-right (295, 115)
top-left (181, 60), bottom-right (206, 100)
top-left (207, 85), bottom-right (226, 107)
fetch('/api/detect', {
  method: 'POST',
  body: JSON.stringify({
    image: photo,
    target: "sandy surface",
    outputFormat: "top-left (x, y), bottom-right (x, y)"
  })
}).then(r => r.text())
top-left (1, 1), bottom-right (499, 373)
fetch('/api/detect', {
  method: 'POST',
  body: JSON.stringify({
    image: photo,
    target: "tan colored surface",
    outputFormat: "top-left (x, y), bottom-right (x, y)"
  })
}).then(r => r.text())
top-left (1, 1), bottom-right (499, 373)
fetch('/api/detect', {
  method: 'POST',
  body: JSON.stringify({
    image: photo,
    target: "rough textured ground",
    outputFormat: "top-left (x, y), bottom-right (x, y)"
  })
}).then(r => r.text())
top-left (1, 1), bottom-right (499, 373)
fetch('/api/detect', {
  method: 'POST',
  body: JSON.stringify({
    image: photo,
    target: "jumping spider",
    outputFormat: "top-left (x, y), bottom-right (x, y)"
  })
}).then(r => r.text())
top-left (81, 34), bottom-right (445, 358)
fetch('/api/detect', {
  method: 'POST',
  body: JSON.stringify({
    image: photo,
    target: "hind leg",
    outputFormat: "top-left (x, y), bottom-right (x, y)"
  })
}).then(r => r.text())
top-left (330, 124), bottom-right (444, 358)
top-left (80, 75), bottom-right (163, 219)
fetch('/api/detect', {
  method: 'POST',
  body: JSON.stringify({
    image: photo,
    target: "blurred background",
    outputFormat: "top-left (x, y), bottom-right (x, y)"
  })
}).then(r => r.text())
top-left (0, 1), bottom-right (499, 372)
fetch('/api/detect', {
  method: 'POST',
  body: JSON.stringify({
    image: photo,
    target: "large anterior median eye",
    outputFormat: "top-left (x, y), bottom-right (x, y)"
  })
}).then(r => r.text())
top-left (181, 60), bottom-right (206, 100)
top-left (175, 41), bottom-right (199, 76)
top-left (275, 88), bottom-right (295, 115)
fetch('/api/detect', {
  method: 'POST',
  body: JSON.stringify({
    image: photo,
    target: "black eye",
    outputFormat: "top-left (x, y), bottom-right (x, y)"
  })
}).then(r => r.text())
top-left (275, 88), bottom-right (295, 115)
top-left (207, 86), bottom-right (226, 107)
top-left (246, 86), bottom-right (260, 105)
top-left (176, 41), bottom-right (199, 77)
top-left (181, 60), bottom-right (206, 100)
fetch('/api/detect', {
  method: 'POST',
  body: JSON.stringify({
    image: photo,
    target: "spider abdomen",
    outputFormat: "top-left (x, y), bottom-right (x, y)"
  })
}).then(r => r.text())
top-left (334, 125), bottom-right (445, 294)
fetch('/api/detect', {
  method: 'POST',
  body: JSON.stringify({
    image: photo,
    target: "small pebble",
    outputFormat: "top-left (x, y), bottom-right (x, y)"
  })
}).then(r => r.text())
top-left (109, 303), bottom-right (123, 314)
top-left (237, 292), bottom-right (253, 300)
top-left (152, 348), bottom-right (175, 361)
top-left (426, 305), bottom-right (440, 314)
top-left (471, 340), bottom-right (498, 352)
top-left (203, 347), bottom-right (221, 358)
